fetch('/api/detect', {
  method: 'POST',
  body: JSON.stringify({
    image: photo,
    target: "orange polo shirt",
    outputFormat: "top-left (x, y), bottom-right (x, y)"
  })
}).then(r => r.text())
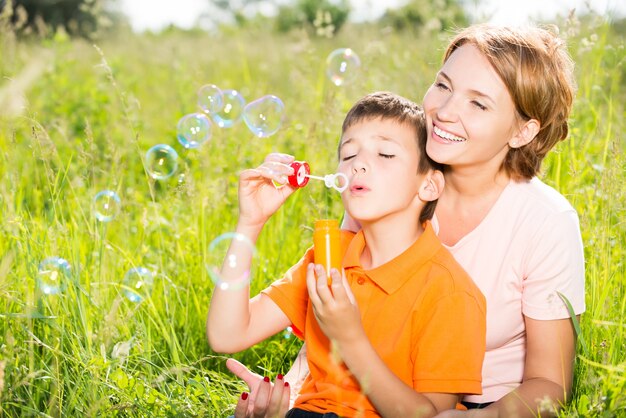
top-left (262, 222), bottom-right (486, 417)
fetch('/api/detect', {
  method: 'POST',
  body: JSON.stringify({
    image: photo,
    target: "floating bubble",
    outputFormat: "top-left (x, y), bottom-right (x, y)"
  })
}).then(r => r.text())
top-left (243, 95), bottom-right (285, 138)
top-left (326, 48), bottom-right (361, 86)
top-left (206, 232), bottom-right (257, 291)
top-left (37, 257), bottom-right (71, 295)
top-left (122, 267), bottom-right (154, 303)
top-left (93, 190), bottom-right (121, 222)
top-left (284, 326), bottom-right (293, 339)
top-left (197, 84), bottom-right (224, 115)
top-left (211, 89), bottom-right (246, 128)
top-left (146, 144), bottom-right (178, 180)
top-left (177, 113), bottom-right (212, 149)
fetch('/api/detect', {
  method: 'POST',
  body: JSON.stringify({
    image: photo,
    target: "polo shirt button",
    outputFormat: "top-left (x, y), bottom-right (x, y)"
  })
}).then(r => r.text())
top-left (357, 277), bottom-right (365, 285)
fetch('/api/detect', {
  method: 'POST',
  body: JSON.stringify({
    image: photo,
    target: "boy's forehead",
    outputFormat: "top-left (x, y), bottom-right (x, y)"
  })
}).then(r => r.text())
top-left (340, 117), bottom-right (417, 143)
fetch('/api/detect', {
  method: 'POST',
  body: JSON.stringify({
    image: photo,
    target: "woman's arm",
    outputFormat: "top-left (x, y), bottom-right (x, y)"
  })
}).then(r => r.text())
top-left (436, 317), bottom-right (577, 418)
top-left (483, 317), bottom-right (576, 418)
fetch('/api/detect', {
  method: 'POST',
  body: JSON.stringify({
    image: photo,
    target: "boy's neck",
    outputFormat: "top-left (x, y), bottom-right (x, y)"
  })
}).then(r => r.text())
top-left (359, 214), bottom-right (424, 270)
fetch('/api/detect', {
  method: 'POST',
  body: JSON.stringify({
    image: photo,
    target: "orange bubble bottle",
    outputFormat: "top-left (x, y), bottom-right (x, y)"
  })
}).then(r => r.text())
top-left (314, 219), bottom-right (342, 285)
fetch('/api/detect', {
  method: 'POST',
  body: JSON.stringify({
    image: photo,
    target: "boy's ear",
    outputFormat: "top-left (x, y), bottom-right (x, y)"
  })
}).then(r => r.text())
top-left (509, 118), bottom-right (540, 148)
top-left (418, 170), bottom-right (444, 202)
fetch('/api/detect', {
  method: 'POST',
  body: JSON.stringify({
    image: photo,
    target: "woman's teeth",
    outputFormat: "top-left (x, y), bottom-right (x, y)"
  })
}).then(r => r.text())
top-left (434, 126), bottom-right (466, 142)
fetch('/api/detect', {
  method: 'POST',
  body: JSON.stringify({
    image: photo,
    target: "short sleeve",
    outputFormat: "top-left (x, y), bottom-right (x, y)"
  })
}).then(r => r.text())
top-left (412, 291), bottom-right (486, 394)
top-left (261, 247), bottom-right (314, 336)
top-left (522, 210), bottom-right (586, 319)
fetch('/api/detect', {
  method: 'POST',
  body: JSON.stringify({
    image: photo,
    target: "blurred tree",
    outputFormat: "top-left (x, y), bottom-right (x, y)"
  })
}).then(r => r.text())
top-left (275, 0), bottom-right (350, 36)
top-left (0, 0), bottom-right (123, 38)
top-left (380, 0), bottom-right (468, 33)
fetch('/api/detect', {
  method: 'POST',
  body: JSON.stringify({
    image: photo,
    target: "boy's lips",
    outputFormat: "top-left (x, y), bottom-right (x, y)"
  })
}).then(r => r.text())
top-left (350, 182), bottom-right (370, 194)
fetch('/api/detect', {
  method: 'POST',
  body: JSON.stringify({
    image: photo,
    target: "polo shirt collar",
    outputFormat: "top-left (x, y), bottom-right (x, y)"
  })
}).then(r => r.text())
top-left (342, 222), bottom-right (441, 294)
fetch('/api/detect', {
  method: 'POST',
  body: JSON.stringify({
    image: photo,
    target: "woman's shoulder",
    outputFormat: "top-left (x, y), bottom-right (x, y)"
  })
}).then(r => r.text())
top-left (507, 177), bottom-right (577, 215)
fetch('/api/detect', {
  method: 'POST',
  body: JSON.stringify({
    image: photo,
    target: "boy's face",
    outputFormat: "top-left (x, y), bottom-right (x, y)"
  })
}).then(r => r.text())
top-left (338, 117), bottom-right (429, 224)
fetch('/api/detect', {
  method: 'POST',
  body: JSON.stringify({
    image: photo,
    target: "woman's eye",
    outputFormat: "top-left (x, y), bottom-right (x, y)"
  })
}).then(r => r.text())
top-left (435, 82), bottom-right (450, 91)
top-left (472, 101), bottom-right (487, 111)
top-left (379, 153), bottom-right (395, 159)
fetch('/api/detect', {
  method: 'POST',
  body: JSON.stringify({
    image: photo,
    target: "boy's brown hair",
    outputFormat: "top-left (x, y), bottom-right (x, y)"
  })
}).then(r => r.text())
top-left (340, 91), bottom-right (441, 222)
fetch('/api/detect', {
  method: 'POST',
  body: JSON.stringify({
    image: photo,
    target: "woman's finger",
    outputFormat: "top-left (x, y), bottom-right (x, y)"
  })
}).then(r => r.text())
top-left (252, 377), bottom-right (272, 418)
top-left (279, 382), bottom-right (291, 416)
top-left (232, 392), bottom-right (250, 418)
top-left (266, 375), bottom-right (286, 417)
top-left (226, 358), bottom-right (262, 391)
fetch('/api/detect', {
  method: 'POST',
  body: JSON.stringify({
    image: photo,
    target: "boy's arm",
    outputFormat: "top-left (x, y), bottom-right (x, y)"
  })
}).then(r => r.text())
top-left (307, 265), bottom-right (470, 417)
top-left (207, 155), bottom-right (296, 353)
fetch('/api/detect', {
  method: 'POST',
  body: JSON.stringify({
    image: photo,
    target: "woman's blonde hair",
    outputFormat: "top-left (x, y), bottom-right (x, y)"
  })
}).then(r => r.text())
top-left (444, 24), bottom-right (577, 180)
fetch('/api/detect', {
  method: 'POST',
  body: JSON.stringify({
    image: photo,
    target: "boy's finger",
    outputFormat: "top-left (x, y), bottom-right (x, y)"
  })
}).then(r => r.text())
top-left (264, 152), bottom-right (294, 164)
top-left (329, 268), bottom-right (344, 298)
top-left (313, 264), bottom-right (334, 303)
top-left (306, 264), bottom-right (323, 307)
top-left (233, 392), bottom-right (249, 418)
top-left (341, 269), bottom-right (356, 305)
top-left (257, 165), bottom-right (289, 185)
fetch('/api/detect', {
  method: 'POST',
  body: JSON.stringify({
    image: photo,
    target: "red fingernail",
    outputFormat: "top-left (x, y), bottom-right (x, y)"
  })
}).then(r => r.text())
top-left (263, 376), bottom-right (270, 382)
top-left (241, 392), bottom-right (249, 400)
top-left (284, 382), bottom-right (290, 387)
top-left (277, 374), bottom-right (284, 380)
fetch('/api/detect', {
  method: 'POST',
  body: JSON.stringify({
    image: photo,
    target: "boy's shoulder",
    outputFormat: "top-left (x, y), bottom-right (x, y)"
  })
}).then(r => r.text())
top-left (425, 226), bottom-right (485, 305)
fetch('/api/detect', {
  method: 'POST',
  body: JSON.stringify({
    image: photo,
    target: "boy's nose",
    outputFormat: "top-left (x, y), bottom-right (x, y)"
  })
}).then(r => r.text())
top-left (352, 163), bottom-right (366, 174)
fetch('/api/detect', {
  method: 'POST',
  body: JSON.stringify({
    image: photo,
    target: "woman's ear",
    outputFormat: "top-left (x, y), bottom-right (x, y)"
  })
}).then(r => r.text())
top-left (510, 118), bottom-right (540, 148)
top-left (418, 170), bottom-right (444, 202)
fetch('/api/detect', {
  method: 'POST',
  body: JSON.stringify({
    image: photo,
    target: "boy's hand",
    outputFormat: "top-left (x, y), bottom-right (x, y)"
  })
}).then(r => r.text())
top-left (306, 264), bottom-right (365, 345)
top-left (238, 153), bottom-right (296, 231)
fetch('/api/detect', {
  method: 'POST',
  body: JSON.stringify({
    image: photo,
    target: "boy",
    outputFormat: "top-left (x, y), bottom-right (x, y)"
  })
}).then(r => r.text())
top-left (207, 92), bottom-right (486, 417)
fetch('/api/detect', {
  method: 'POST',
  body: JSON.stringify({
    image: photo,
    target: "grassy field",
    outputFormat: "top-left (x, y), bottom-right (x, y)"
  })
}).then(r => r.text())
top-left (0, 9), bottom-right (624, 418)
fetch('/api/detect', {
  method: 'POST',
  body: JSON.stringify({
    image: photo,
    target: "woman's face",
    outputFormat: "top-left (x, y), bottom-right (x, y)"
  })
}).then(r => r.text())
top-left (422, 44), bottom-right (520, 173)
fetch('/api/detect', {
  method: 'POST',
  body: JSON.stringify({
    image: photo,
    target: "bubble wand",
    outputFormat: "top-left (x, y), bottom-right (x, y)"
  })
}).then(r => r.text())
top-left (282, 160), bottom-right (348, 193)
top-left (278, 160), bottom-right (346, 283)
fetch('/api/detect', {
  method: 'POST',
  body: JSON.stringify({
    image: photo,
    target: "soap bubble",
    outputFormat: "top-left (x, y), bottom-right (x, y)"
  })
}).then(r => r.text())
top-left (197, 84), bottom-right (223, 115)
top-left (284, 326), bottom-right (293, 339)
top-left (206, 232), bottom-right (256, 291)
top-left (122, 267), bottom-right (154, 303)
top-left (93, 190), bottom-right (121, 222)
top-left (243, 95), bottom-right (285, 138)
top-left (211, 89), bottom-right (245, 128)
top-left (146, 144), bottom-right (178, 180)
top-left (326, 48), bottom-right (361, 86)
top-left (177, 113), bottom-right (212, 149)
top-left (37, 257), bottom-right (71, 295)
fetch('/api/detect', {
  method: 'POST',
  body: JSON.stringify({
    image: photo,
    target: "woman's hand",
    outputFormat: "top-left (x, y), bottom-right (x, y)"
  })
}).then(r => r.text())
top-left (237, 153), bottom-right (296, 231)
top-left (305, 264), bottom-right (364, 345)
top-left (227, 359), bottom-right (291, 418)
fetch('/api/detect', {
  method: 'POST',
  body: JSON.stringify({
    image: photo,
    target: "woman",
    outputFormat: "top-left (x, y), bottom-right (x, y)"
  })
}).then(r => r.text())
top-left (226, 23), bottom-right (585, 418)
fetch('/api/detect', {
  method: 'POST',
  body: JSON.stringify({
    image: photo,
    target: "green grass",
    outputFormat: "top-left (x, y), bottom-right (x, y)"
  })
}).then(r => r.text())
top-left (0, 11), bottom-right (624, 418)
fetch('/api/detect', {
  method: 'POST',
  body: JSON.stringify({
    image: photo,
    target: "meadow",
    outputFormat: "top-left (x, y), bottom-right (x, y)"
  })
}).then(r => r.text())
top-left (0, 9), bottom-right (624, 417)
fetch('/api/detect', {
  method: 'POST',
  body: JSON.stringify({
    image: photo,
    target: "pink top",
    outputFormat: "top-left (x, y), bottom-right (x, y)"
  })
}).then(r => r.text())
top-left (432, 177), bottom-right (585, 403)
